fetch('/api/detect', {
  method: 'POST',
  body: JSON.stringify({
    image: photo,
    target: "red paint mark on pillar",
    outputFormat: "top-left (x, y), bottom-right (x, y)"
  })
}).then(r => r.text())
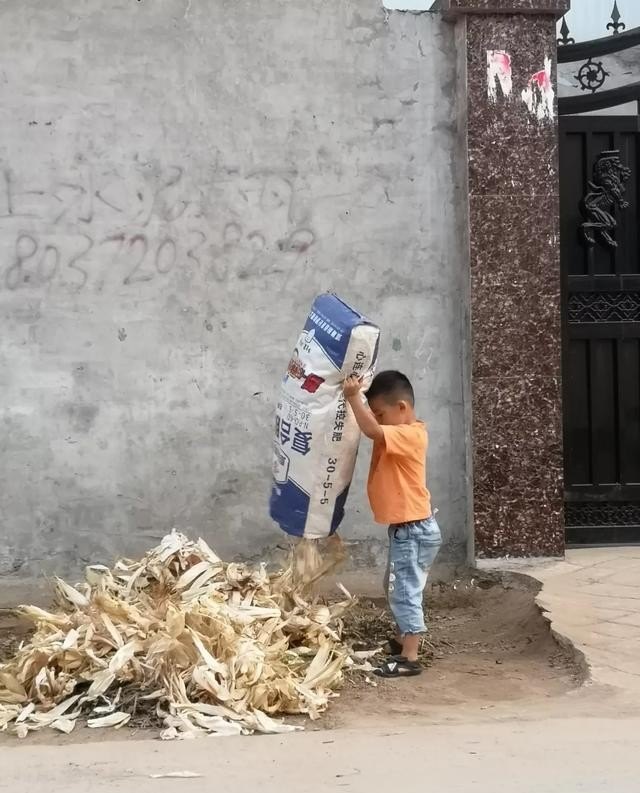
top-left (522, 57), bottom-right (555, 121)
top-left (487, 50), bottom-right (513, 102)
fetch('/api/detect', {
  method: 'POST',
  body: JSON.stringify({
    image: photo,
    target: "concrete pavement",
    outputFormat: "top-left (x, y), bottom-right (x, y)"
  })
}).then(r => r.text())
top-left (1, 716), bottom-right (639, 793)
top-left (516, 547), bottom-right (640, 694)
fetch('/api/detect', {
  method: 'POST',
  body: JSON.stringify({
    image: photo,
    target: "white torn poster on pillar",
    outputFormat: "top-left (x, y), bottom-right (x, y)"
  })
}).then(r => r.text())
top-left (487, 50), bottom-right (512, 102)
top-left (521, 57), bottom-right (555, 121)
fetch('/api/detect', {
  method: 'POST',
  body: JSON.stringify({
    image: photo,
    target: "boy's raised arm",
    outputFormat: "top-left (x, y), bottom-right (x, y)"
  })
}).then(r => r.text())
top-left (343, 376), bottom-right (384, 442)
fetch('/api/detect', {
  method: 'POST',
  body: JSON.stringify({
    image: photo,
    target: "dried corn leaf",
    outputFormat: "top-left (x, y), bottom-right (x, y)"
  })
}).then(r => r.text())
top-left (192, 666), bottom-right (231, 702)
top-left (150, 772), bottom-right (203, 779)
top-left (85, 564), bottom-right (112, 586)
top-left (62, 628), bottom-right (80, 651)
top-left (86, 670), bottom-right (116, 700)
top-left (196, 538), bottom-right (222, 565)
top-left (51, 717), bottom-right (76, 734)
top-left (18, 606), bottom-right (70, 629)
top-left (0, 531), bottom-right (355, 739)
top-left (156, 532), bottom-right (184, 563)
top-left (162, 712), bottom-right (205, 736)
top-left (108, 640), bottom-right (142, 674)
top-left (188, 712), bottom-right (243, 735)
top-left (54, 578), bottom-right (89, 609)
top-left (15, 702), bottom-right (35, 723)
top-left (87, 711), bottom-right (130, 729)
top-left (15, 723), bottom-right (28, 739)
top-left (352, 648), bottom-right (383, 660)
top-left (29, 694), bottom-right (82, 724)
top-left (92, 688), bottom-right (121, 715)
top-left (0, 704), bottom-right (21, 730)
top-left (176, 561), bottom-right (214, 591)
top-left (250, 709), bottom-right (301, 734)
top-left (100, 614), bottom-right (124, 649)
top-left (188, 630), bottom-right (227, 676)
top-left (0, 673), bottom-right (27, 704)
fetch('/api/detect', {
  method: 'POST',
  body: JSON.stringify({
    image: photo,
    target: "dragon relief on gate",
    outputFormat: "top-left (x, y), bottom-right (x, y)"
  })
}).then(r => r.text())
top-left (580, 150), bottom-right (631, 248)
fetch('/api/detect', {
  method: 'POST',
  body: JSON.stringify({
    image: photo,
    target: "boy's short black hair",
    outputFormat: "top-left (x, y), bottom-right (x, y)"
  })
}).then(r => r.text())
top-left (366, 370), bottom-right (415, 406)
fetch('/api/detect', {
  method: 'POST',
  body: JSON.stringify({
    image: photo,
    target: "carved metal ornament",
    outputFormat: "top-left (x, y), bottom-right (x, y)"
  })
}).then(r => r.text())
top-left (565, 501), bottom-right (640, 528)
top-left (567, 292), bottom-right (640, 324)
top-left (557, 16), bottom-right (574, 47)
top-left (575, 57), bottom-right (609, 93)
top-left (607, 1), bottom-right (626, 36)
top-left (580, 150), bottom-right (631, 248)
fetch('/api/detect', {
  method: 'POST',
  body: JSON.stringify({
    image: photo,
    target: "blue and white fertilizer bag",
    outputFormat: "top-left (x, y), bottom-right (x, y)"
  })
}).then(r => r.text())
top-left (270, 294), bottom-right (379, 539)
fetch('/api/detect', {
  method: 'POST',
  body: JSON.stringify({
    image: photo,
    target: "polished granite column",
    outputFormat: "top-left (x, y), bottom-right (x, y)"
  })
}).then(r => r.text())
top-left (433, 0), bottom-right (569, 556)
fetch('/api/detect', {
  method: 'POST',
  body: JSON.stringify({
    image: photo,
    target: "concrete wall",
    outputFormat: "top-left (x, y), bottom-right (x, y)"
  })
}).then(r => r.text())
top-left (0, 0), bottom-right (468, 590)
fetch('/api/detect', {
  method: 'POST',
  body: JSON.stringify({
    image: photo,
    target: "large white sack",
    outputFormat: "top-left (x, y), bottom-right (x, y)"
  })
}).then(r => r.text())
top-left (270, 294), bottom-right (379, 539)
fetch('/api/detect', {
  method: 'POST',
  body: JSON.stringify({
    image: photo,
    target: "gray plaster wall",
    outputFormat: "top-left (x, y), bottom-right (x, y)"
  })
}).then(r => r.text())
top-left (0, 0), bottom-right (468, 591)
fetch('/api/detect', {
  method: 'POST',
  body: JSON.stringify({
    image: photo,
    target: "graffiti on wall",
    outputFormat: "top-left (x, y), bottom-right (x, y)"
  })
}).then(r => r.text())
top-left (0, 159), bottom-right (316, 296)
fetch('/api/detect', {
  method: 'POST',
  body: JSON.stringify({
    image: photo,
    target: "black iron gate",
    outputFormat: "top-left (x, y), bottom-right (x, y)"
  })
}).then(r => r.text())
top-left (559, 116), bottom-right (640, 544)
top-left (558, 18), bottom-right (640, 545)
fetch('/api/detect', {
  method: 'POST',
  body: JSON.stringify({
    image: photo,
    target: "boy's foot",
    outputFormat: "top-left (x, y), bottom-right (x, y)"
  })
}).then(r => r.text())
top-left (374, 656), bottom-right (422, 678)
top-left (387, 637), bottom-right (403, 656)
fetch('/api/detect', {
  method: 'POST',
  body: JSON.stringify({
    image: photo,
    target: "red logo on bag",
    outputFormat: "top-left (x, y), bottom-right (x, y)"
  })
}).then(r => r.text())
top-left (301, 373), bottom-right (324, 394)
top-left (286, 349), bottom-right (325, 394)
top-left (287, 354), bottom-right (305, 381)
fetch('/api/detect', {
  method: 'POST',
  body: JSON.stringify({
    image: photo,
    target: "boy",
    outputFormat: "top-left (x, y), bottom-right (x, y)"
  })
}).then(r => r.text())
top-left (343, 370), bottom-right (441, 678)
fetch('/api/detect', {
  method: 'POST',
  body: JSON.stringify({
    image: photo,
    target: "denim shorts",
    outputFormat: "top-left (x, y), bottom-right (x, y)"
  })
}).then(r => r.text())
top-left (384, 516), bottom-right (442, 635)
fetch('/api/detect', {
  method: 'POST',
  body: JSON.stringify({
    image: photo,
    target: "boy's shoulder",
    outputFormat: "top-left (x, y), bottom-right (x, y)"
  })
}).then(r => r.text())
top-left (393, 420), bottom-right (427, 435)
top-left (379, 421), bottom-right (427, 457)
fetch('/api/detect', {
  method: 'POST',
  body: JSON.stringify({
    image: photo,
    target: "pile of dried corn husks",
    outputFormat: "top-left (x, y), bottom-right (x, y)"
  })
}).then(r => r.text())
top-left (0, 531), bottom-right (353, 739)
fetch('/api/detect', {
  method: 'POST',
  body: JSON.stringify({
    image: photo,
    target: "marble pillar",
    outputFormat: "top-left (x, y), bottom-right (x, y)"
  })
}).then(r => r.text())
top-left (434, 0), bottom-right (569, 556)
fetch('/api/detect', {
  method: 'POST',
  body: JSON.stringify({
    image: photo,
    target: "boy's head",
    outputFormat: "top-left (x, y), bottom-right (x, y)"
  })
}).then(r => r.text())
top-left (366, 370), bottom-right (415, 426)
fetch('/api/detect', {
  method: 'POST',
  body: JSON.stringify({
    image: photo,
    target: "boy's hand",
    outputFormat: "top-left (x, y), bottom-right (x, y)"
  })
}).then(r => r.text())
top-left (343, 375), bottom-right (363, 399)
top-left (342, 374), bottom-right (383, 441)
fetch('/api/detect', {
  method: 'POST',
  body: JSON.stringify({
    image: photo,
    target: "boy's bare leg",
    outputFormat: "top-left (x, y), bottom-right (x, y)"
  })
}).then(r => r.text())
top-left (402, 634), bottom-right (420, 662)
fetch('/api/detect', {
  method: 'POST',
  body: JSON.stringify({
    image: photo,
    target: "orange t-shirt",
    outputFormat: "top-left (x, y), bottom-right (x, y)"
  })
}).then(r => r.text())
top-left (367, 421), bottom-right (432, 525)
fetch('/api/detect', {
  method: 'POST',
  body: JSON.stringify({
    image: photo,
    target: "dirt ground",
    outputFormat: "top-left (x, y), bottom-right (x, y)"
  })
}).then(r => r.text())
top-left (0, 571), bottom-right (584, 743)
top-left (323, 572), bottom-right (584, 729)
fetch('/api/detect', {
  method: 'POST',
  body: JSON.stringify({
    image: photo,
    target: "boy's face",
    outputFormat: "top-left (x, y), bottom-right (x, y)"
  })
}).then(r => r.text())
top-left (367, 396), bottom-right (410, 426)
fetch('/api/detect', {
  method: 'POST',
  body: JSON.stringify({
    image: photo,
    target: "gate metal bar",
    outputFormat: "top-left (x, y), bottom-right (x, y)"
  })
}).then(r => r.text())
top-left (560, 83), bottom-right (640, 117)
top-left (558, 26), bottom-right (640, 63)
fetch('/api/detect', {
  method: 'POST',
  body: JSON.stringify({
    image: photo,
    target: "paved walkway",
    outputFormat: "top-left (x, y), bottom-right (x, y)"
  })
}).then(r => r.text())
top-left (517, 547), bottom-right (640, 695)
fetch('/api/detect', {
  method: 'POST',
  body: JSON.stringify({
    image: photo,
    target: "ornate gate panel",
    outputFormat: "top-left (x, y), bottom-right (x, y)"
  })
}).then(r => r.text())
top-left (560, 115), bottom-right (640, 544)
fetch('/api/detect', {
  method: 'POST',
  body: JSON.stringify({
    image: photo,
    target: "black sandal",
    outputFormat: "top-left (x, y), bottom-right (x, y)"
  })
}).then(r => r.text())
top-left (374, 656), bottom-right (422, 678)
